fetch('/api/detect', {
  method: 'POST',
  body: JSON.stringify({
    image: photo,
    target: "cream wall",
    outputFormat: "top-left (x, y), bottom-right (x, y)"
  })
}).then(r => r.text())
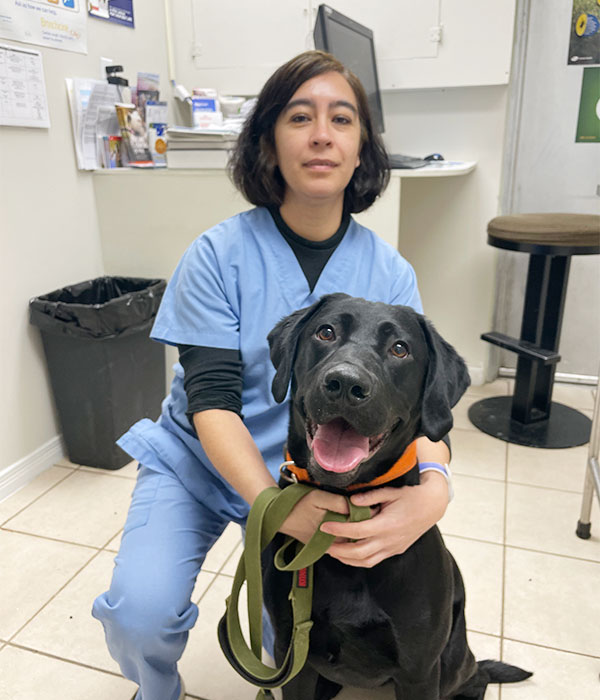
top-left (1, 4), bottom-right (511, 497)
top-left (383, 85), bottom-right (509, 376)
top-left (0, 2), bottom-right (171, 489)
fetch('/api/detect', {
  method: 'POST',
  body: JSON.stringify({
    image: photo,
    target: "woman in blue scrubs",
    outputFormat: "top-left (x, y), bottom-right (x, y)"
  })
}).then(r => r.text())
top-left (93, 51), bottom-right (453, 700)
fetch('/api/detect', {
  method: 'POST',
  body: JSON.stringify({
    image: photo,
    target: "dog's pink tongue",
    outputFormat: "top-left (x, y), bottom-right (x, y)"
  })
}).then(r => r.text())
top-left (312, 418), bottom-right (369, 473)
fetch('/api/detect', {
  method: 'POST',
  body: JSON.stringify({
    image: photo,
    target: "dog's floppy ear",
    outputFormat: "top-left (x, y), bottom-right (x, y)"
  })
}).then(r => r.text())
top-left (417, 315), bottom-right (471, 442)
top-left (268, 293), bottom-right (348, 403)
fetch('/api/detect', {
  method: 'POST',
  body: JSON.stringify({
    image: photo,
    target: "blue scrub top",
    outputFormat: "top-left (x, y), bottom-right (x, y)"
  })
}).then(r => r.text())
top-left (118, 207), bottom-right (422, 523)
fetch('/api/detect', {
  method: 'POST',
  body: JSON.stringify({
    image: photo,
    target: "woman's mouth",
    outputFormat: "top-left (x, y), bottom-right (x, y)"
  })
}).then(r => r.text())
top-left (304, 159), bottom-right (337, 170)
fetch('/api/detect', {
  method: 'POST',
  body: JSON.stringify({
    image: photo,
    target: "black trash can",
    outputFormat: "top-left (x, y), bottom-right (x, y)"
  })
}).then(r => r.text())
top-left (30, 276), bottom-right (167, 470)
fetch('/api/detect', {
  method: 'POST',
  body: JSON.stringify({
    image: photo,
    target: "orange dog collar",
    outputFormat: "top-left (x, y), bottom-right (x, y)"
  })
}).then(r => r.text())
top-left (283, 440), bottom-right (418, 491)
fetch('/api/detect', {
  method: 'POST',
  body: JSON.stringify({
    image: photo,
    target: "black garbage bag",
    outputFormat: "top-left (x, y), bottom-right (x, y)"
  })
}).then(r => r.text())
top-left (29, 276), bottom-right (166, 339)
top-left (30, 276), bottom-right (167, 470)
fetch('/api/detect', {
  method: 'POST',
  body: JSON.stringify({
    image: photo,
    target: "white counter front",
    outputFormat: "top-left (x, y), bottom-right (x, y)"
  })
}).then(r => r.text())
top-left (93, 162), bottom-right (476, 254)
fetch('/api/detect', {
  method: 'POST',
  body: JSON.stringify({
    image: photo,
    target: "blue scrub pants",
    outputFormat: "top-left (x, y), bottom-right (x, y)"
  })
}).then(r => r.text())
top-left (92, 465), bottom-right (274, 700)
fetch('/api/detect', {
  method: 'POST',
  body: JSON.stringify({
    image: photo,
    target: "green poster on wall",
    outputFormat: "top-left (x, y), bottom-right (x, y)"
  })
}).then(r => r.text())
top-left (576, 66), bottom-right (600, 142)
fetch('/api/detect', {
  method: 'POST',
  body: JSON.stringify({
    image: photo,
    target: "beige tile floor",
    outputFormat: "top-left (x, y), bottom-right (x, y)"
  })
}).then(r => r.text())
top-left (1, 380), bottom-right (599, 700)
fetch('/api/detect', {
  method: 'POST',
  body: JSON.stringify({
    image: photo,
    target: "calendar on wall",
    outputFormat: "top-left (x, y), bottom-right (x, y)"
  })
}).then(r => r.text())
top-left (0, 43), bottom-right (50, 128)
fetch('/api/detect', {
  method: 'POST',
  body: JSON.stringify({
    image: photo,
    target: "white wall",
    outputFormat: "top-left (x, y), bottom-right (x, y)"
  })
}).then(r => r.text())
top-left (496, 0), bottom-right (600, 377)
top-left (0, 1), bottom-right (171, 490)
top-left (1, 2), bottom-right (513, 498)
top-left (382, 85), bottom-right (509, 377)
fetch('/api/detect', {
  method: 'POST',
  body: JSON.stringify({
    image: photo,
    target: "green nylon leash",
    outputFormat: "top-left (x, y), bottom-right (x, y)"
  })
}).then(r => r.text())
top-left (217, 483), bottom-right (372, 699)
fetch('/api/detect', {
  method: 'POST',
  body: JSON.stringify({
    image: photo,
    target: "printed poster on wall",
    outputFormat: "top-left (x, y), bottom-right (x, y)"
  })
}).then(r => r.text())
top-left (576, 66), bottom-right (600, 142)
top-left (88, 1), bottom-right (133, 28)
top-left (0, 0), bottom-right (87, 53)
top-left (568, 0), bottom-right (600, 65)
top-left (0, 42), bottom-right (50, 127)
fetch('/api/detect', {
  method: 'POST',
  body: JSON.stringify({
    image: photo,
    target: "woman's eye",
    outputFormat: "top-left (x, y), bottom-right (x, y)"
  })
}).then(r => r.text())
top-left (290, 113), bottom-right (309, 123)
top-left (391, 341), bottom-right (409, 358)
top-left (333, 115), bottom-right (351, 125)
top-left (316, 325), bottom-right (336, 342)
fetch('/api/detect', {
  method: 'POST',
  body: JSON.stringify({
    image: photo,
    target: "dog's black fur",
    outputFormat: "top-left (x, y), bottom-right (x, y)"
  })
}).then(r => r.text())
top-left (263, 294), bottom-right (531, 700)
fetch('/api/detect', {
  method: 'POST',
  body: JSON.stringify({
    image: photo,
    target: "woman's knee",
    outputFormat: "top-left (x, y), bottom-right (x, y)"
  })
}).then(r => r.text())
top-left (93, 583), bottom-right (199, 652)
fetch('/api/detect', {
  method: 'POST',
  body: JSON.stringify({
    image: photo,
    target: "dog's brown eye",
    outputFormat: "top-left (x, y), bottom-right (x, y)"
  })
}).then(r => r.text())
top-left (391, 341), bottom-right (409, 358)
top-left (316, 325), bottom-right (336, 341)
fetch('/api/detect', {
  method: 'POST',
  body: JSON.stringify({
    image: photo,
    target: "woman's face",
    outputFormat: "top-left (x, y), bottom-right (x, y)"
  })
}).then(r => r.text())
top-left (273, 71), bottom-right (362, 210)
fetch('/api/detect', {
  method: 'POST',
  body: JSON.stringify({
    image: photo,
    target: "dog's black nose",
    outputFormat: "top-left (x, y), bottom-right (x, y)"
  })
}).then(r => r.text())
top-left (323, 364), bottom-right (372, 405)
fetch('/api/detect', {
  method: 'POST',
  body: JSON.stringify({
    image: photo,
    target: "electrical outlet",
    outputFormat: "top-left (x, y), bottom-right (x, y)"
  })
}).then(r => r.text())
top-left (429, 25), bottom-right (442, 43)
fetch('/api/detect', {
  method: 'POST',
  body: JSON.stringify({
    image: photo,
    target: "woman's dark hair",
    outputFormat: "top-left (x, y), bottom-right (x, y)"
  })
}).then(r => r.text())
top-left (229, 50), bottom-right (389, 214)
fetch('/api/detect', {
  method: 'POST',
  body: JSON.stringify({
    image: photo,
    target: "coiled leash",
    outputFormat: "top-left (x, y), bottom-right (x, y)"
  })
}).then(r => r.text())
top-left (217, 482), bottom-right (372, 699)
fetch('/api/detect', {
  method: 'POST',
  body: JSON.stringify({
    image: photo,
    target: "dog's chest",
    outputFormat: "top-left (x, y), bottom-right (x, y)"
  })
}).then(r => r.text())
top-left (308, 562), bottom-right (402, 686)
top-left (312, 567), bottom-right (390, 627)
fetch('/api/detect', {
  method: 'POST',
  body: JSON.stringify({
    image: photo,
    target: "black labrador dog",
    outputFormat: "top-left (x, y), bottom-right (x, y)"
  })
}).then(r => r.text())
top-left (263, 294), bottom-right (531, 700)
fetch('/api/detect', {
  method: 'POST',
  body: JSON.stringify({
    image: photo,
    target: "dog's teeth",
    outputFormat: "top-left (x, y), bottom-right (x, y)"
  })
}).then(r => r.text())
top-left (368, 432), bottom-right (387, 454)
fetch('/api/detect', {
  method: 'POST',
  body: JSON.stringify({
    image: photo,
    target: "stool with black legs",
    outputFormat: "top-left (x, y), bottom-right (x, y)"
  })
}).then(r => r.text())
top-left (576, 367), bottom-right (600, 539)
top-left (468, 213), bottom-right (600, 449)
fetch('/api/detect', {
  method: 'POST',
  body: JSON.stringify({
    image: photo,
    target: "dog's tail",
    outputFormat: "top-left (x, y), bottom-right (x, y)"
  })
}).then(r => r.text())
top-left (477, 659), bottom-right (533, 684)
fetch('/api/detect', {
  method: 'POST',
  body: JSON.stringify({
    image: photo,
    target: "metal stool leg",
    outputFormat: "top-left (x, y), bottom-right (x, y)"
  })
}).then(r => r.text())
top-left (469, 252), bottom-right (591, 448)
top-left (512, 255), bottom-right (570, 423)
top-left (576, 373), bottom-right (600, 539)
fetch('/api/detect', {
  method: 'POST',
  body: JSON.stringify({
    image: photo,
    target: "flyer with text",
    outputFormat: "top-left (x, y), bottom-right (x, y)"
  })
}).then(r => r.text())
top-left (0, 0), bottom-right (87, 53)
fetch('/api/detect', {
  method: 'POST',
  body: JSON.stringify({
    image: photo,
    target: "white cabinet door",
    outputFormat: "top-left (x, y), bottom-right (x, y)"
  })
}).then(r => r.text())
top-left (183, 0), bottom-right (311, 95)
top-left (173, 0), bottom-right (515, 94)
top-left (316, 0), bottom-right (439, 63)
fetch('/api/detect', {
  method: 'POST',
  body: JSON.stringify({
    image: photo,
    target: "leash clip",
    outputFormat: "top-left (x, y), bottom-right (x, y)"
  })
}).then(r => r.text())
top-left (279, 461), bottom-right (299, 484)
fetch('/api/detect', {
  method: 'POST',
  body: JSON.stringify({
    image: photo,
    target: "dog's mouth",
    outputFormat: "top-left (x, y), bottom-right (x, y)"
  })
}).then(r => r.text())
top-left (306, 417), bottom-right (387, 474)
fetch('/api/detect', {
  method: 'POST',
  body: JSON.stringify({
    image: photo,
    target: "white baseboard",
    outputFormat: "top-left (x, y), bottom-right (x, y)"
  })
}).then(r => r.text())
top-left (498, 367), bottom-right (598, 386)
top-left (0, 435), bottom-right (65, 503)
top-left (467, 365), bottom-right (485, 387)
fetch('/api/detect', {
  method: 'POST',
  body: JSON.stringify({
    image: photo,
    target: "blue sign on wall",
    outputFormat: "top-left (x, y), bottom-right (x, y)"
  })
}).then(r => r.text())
top-left (88, 1), bottom-right (134, 29)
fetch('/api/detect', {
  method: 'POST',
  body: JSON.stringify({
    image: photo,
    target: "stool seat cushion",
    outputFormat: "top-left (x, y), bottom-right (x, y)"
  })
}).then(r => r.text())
top-left (487, 213), bottom-right (600, 255)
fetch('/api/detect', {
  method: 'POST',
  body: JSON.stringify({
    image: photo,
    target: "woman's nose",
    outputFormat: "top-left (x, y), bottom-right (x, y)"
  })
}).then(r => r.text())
top-left (310, 117), bottom-right (333, 145)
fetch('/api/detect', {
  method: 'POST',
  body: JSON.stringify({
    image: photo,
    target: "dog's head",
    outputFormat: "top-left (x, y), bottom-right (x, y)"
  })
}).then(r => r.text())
top-left (268, 294), bottom-right (470, 490)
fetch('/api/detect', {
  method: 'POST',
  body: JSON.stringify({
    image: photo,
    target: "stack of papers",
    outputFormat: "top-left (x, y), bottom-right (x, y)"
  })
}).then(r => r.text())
top-left (66, 78), bottom-right (121, 170)
top-left (166, 126), bottom-right (240, 169)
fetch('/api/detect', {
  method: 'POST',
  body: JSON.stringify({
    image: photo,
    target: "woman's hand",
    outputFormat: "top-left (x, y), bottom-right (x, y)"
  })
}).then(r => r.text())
top-left (319, 471), bottom-right (449, 568)
top-left (279, 488), bottom-right (349, 544)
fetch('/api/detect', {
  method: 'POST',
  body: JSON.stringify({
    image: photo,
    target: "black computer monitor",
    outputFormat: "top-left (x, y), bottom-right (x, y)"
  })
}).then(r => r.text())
top-left (313, 4), bottom-right (385, 135)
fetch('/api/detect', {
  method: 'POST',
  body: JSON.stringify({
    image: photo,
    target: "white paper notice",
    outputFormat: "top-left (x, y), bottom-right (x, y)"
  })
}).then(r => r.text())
top-left (0, 0), bottom-right (87, 54)
top-left (0, 42), bottom-right (49, 127)
top-left (81, 80), bottom-right (118, 168)
top-left (65, 77), bottom-right (119, 169)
